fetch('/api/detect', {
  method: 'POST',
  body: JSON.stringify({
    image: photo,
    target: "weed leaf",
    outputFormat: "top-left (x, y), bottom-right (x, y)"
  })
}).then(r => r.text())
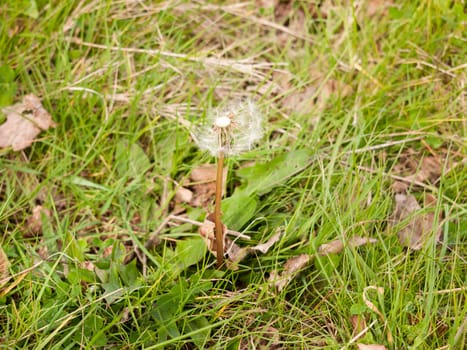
top-left (237, 149), bottom-right (310, 195)
top-left (175, 237), bottom-right (206, 270)
top-left (222, 189), bottom-right (258, 230)
top-left (116, 139), bottom-right (151, 178)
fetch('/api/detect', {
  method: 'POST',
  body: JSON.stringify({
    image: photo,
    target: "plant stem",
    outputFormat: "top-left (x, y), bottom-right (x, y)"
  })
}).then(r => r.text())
top-left (214, 151), bottom-right (225, 267)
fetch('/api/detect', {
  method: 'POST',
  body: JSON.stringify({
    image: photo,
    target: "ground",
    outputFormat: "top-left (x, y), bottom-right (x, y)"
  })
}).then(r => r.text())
top-left (0, 1), bottom-right (466, 349)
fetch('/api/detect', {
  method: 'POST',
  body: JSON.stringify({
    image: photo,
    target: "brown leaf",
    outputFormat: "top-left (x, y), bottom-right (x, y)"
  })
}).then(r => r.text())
top-left (191, 164), bottom-right (218, 182)
top-left (0, 94), bottom-right (56, 151)
top-left (357, 344), bottom-right (387, 350)
top-left (391, 180), bottom-right (409, 193)
top-left (360, 0), bottom-right (393, 18)
top-left (174, 186), bottom-right (193, 204)
top-left (199, 214), bottom-right (228, 258)
top-left (252, 325), bottom-right (281, 349)
top-left (268, 254), bottom-right (311, 291)
top-left (282, 79), bottom-right (351, 116)
top-left (391, 150), bottom-right (443, 192)
top-left (199, 214), bottom-right (280, 269)
top-left (318, 236), bottom-right (378, 255)
top-left (250, 231), bottom-right (281, 254)
top-left (0, 245), bottom-right (9, 286)
top-left (25, 205), bottom-right (51, 237)
top-left (190, 164), bottom-right (227, 207)
top-left (391, 193), bottom-right (442, 250)
top-left (255, 0), bottom-right (277, 9)
top-left (350, 315), bottom-right (367, 336)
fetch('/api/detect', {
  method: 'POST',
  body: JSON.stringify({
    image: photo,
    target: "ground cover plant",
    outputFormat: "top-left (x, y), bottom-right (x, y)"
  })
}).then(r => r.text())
top-left (0, 0), bottom-right (466, 349)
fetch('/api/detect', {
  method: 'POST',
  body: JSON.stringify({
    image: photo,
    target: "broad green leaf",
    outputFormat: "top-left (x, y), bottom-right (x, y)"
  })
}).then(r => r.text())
top-left (222, 189), bottom-right (258, 231)
top-left (67, 268), bottom-right (96, 284)
top-left (350, 303), bottom-right (368, 315)
top-left (69, 176), bottom-right (109, 191)
top-left (64, 233), bottom-right (85, 262)
top-left (186, 316), bottom-right (211, 348)
top-left (118, 259), bottom-right (140, 287)
top-left (0, 65), bottom-right (16, 107)
top-left (151, 294), bottom-right (180, 339)
top-left (115, 139), bottom-right (151, 178)
top-left (22, 0), bottom-right (39, 19)
top-left (175, 237), bottom-right (206, 270)
top-left (314, 253), bottom-right (342, 280)
top-left (237, 149), bottom-right (311, 195)
top-left (101, 266), bottom-right (124, 303)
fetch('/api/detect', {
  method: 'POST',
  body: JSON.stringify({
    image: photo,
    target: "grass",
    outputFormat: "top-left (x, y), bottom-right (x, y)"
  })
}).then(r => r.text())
top-left (0, 0), bottom-right (466, 349)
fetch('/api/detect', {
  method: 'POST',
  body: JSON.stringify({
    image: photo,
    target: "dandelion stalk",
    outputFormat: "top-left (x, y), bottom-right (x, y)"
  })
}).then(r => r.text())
top-left (214, 150), bottom-right (225, 267)
top-left (194, 99), bottom-right (264, 267)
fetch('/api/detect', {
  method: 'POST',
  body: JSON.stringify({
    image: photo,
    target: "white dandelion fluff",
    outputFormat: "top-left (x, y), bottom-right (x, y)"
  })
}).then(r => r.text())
top-left (194, 99), bottom-right (264, 157)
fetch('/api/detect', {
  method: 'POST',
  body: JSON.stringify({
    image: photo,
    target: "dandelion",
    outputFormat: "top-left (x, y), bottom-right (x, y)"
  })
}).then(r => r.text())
top-left (194, 99), bottom-right (264, 267)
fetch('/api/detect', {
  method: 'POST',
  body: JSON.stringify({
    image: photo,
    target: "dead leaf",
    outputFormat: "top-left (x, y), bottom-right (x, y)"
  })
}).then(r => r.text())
top-left (357, 344), bottom-right (387, 350)
top-left (363, 286), bottom-right (394, 344)
top-left (391, 180), bottom-right (409, 193)
top-left (251, 325), bottom-right (281, 350)
top-left (256, 0), bottom-right (277, 10)
top-left (0, 94), bottom-right (56, 151)
top-left (174, 186), bottom-right (193, 203)
top-left (199, 214), bottom-right (280, 269)
top-left (391, 150), bottom-right (443, 192)
top-left (390, 193), bottom-right (442, 250)
top-left (358, 0), bottom-right (393, 19)
top-left (191, 164), bottom-right (218, 182)
top-left (25, 205), bottom-right (51, 237)
top-left (282, 86), bottom-right (317, 115)
top-left (190, 164), bottom-right (227, 207)
top-left (268, 254), bottom-right (312, 291)
top-left (350, 314), bottom-right (367, 336)
top-left (282, 78), bottom-right (351, 116)
top-left (250, 231), bottom-right (282, 254)
top-left (199, 214), bottom-right (228, 258)
top-left (318, 236), bottom-right (378, 255)
top-left (272, 70), bottom-right (293, 91)
top-left (0, 246), bottom-right (9, 287)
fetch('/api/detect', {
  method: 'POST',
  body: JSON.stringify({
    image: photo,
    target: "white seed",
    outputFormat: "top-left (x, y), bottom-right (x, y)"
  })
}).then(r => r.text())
top-left (214, 116), bottom-right (231, 128)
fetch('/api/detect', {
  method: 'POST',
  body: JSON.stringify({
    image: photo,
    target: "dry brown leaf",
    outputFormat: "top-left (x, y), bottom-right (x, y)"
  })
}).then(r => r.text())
top-left (282, 86), bottom-right (317, 115)
top-left (249, 325), bottom-right (281, 350)
top-left (390, 193), bottom-right (442, 250)
top-left (268, 254), bottom-right (311, 291)
top-left (174, 186), bottom-right (193, 204)
top-left (0, 246), bottom-right (9, 287)
top-left (357, 344), bottom-right (387, 350)
top-left (199, 214), bottom-right (280, 269)
top-left (282, 79), bottom-right (351, 116)
top-left (391, 151), bottom-right (443, 192)
top-left (25, 205), bottom-right (51, 237)
top-left (190, 164), bottom-right (227, 207)
top-left (350, 314), bottom-right (367, 336)
top-left (191, 164), bottom-right (217, 182)
top-left (250, 231), bottom-right (281, 254)
top-left (256, 0), bottom-right (277, 9)
top-left (363, 286), bottom-right (385, 320)
top-left (318, 236), bottom-right (378, 255)
top-left (363, 286), bottom-right (394, 344)
top-left (0, 94), bottom-right (56, 151)
top-left (359, 0), bottom-right (393, 19)
top-left (199, 214), bottom-right (240, 263)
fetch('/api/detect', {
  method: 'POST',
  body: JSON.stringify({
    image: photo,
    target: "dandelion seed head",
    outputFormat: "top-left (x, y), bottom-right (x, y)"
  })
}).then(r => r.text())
top-left (214, 116), bottom-right (232, 128)
top-left (194, 99), bottom-right (264, 157)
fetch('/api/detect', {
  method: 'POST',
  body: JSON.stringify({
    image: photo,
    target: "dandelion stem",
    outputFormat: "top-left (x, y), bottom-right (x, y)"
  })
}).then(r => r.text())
top-left (214, 151), bottom-right (225, 267)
